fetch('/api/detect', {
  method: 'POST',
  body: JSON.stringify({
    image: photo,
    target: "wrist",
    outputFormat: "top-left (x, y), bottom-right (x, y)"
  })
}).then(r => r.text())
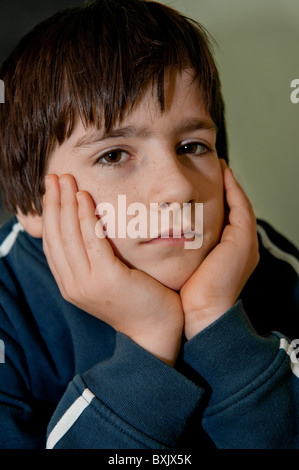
top-left (184, 302), bottom-right (234, 340)
top-left (130, 327), bottom-right (183, 367)
top-left (125, 311), bottom-right (184, 367)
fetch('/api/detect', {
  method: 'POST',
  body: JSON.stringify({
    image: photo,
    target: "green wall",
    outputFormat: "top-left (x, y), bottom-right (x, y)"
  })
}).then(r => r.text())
top-left (161, 0), bottom-right (299, 246)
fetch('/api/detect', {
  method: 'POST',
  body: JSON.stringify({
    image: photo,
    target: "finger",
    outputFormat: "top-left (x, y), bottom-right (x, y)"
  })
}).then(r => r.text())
top-left (43, 235), bottom-right (64, 288)
top-left (218, 159), bottom-right (230, 224)
top-left (42, 174), bottom-right (72, 288)
top-left (223, 167), bottom-right (251, 207)
top-left (59, 174), bottom-right (91, 278)
top-left (76, 190), bottom-right (118, 268)
top-left (219, 157), bottom-right (228, 172)
top-left (223, 167), bottom-right (256, 228)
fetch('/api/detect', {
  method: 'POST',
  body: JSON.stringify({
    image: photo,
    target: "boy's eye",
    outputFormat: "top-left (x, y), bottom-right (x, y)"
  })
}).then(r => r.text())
top-left (177, 142), bottom-right (208, 156)
top-left (96, 150), bottom-right (129, 166)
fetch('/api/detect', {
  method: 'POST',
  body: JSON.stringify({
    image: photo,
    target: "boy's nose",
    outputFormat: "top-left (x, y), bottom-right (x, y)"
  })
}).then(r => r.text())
top-left (145, 155), bottom-right (198, 207)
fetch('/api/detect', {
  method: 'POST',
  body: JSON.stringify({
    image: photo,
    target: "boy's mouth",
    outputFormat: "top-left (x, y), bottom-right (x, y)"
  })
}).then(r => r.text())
top-left (142, 228), bottom-right (199, 246)
top-left (143, 234), bottom-right (196, 246)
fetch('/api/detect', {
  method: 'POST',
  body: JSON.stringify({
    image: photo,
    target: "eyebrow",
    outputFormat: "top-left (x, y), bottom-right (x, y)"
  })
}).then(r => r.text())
top-left (72, 118), bottom-right (217, 150)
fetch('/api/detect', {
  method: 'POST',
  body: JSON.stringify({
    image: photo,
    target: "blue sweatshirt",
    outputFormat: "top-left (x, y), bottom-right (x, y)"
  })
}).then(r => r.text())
top-left (0, 217), bottom-right (298, 449)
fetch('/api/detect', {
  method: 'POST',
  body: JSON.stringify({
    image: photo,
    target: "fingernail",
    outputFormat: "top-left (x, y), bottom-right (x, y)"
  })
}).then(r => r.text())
top-left (221, 158), bottom-right (228, 167)
top-left (219, 158), bottom-right (228, 171)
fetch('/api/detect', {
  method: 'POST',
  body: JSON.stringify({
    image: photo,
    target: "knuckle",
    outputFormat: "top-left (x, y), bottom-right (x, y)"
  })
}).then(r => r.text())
top-left (43, 233), bottom-right (57, 252)
top-left (61, 291), bottom-right (71, 303)
top-left (60, 197), bottom-right (77, 211)
top-left (76, 284), bottom-right (89, 300)
top-left (58, 284), bottom-right (69, 301)
top-left (84, 237), bottom-right (96, 251)
top-left (59, 278), bottom-right (77, 303)
top-left (60, 231), bottom-right (69, 247)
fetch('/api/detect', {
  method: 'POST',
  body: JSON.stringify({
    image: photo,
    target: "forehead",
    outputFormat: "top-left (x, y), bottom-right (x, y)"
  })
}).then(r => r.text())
top-left (132, 68), bottom-right (206, 118)
top-left (69, 69), bottom-right (215, 148)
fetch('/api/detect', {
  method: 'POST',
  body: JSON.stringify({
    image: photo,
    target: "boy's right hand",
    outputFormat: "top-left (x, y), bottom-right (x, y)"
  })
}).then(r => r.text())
top-left (42, 174), bottom-right (183, 367)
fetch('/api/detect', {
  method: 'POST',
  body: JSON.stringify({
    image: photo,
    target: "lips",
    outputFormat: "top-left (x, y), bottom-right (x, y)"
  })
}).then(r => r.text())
top-left (143, 227), bottom-right (198, 243)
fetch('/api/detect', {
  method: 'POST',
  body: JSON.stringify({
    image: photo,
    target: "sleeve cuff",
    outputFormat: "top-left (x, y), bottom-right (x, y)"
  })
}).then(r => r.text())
top-left (183, 300), bottom-right (280, 405)
top-left (81, 331), bottom-right (205, 447)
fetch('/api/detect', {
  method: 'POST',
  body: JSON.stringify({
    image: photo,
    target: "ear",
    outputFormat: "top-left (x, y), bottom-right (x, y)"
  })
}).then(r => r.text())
top-left (16, 209), bottom-right (43, 238)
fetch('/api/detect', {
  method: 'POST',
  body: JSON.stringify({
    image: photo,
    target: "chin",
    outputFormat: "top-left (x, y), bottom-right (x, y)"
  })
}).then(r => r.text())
top-left (148, 265), bottom-right (199, 292)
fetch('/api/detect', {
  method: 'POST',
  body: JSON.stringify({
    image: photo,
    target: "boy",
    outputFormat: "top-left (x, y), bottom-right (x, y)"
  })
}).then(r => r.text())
top-left (0, 0), bottom-right (298, 449)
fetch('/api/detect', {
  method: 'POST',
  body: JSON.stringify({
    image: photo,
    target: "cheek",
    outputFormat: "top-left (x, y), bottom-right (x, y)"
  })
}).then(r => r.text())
top-left (79, 173), bottom-right (135, 206)
top-left (77, 176), bottom-right (120, 214)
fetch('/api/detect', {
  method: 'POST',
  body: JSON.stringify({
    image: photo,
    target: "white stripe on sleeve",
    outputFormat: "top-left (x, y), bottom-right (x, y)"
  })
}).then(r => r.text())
top-left (279, 338), bottom-right (299, 378)
top-left (257, 224), bottom-right (299, 275)
top-left (46, 388), bottom-right (95, 449)
top-left (0, 222), bottom-right (24, 258)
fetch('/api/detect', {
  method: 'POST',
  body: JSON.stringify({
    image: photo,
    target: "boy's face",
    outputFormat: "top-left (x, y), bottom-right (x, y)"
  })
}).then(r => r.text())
top-left (46, 69), bottom-right (224, 290)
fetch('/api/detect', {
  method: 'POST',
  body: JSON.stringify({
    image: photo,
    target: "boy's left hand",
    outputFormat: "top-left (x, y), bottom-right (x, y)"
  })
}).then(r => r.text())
top-left (180, 159), bottom-right (260, 340)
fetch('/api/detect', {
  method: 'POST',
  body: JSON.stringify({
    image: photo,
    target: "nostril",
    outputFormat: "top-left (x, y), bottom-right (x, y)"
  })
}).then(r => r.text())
top-left (158, 202), bottom-right (169, 209)
top-left (158, 201), bottom-right (194, 209)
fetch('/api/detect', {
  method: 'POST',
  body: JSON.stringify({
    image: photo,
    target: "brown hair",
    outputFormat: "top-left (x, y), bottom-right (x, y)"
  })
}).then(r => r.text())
top-left (0, 0), bottom-right (228, 216)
